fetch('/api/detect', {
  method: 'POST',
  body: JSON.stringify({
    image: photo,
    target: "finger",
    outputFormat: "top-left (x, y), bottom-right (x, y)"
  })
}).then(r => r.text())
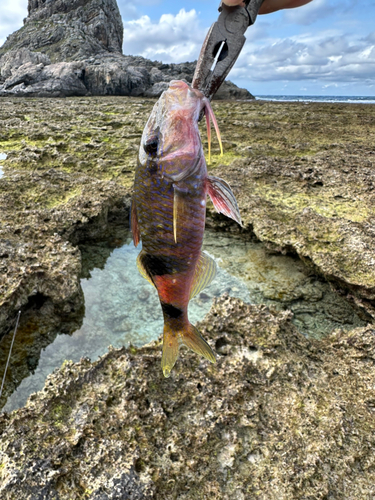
top-left (222, 0), bottom-right (245, 6)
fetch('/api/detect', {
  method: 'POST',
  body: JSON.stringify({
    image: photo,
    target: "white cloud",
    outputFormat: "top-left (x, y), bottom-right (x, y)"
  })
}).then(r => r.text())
top-left (283, 0), bottom-right (335, 26)
top-left (231, 31), bottom-right (375, 84)
top-left (122, 8), bottom-right (207, 62)
top-left (1, 1), bottom-right (374, 94)
top-left (121, 5), bottom-right (375, 90)
top-left (0, 0), bottom-right (27, 48)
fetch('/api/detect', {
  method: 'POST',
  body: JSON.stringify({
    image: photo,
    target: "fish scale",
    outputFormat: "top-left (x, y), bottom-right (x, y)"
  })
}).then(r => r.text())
top-left (132, 80), bottom-right (242, 377)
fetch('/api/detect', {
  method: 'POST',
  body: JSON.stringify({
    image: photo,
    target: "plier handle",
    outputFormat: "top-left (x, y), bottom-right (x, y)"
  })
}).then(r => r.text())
top-left (192, 0), bottom-right (264, 99)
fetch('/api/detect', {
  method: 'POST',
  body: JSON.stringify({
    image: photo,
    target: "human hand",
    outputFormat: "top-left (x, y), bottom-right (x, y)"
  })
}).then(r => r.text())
top-left (221, 0), bottom-right (313, 14)
top-left (222, 1), bottom-right (245, 5)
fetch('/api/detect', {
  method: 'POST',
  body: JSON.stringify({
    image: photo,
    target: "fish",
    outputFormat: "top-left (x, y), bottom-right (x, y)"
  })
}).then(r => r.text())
top-left (131, 80), bottom-right (242, 378)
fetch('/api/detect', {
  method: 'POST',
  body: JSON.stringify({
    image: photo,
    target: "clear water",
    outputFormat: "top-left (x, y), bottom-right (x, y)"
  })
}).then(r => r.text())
top-left (0, 229), bottom-right (366, 412)
top-left (256, 95), bottom-right (375, 104)
top-left (0, 152), bottom-right (6, 178)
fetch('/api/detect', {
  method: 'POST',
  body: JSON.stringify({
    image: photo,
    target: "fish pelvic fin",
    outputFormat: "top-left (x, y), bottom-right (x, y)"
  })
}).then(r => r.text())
top-left (161, 321), bottom-right (216, 378)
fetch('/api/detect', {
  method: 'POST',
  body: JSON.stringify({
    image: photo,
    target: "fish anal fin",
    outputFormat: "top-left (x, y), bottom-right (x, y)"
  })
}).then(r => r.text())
top-left (131, 199), bottom-right (141, 247)
top-left (180, 323), bottom-right (216, 364)
top-left (136, 250), bottom-right (155, 288)
top-left (162, 328), bottom-right (179, 378)
top-left (207, 176), bottom-right (243, 227)
top-left (190, 251), bottom-right (217, 299)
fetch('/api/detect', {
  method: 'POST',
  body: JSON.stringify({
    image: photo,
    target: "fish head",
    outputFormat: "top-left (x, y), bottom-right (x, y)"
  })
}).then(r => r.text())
top-left (139, 80), bottom-right (208, 181)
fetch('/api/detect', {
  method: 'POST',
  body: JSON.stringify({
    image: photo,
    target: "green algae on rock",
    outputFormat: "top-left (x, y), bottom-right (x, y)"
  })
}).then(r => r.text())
top-left (1, 296), bottom-right (375, 499)
top-left (0, 97), bottom-right (375, 498)
top-left (3, 227), bottom-right (367, 413)
top-left (206, 99), bottom-right (375, 315)
top-left (1, 96), bottom-right (374, 329)
top-left (0, 96), bottom-right (374, 344)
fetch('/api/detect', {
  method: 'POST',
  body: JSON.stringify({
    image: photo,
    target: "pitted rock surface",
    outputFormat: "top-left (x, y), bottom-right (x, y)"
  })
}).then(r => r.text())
top-left (1, 296), bottom-right (375, 499)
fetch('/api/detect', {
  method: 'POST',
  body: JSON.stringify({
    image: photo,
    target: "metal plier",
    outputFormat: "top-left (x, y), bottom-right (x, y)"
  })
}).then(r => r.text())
top-left (192, 0), bottom-right (264, 99)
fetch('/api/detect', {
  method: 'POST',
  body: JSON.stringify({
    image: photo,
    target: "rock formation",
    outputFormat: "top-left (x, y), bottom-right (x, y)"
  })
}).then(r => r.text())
top-left (0, 0), bottom-right (254, 99)
top-left (2, 0), bottom-right (124, 62)
top-left (0, 88), bottom-right (375, 499)
top-left (1, 296), bottom-right (375, 498)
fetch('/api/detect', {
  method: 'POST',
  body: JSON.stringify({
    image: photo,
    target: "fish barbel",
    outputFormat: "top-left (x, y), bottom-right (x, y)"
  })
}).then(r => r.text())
top-left (131, 80), bottom-right (242, 377)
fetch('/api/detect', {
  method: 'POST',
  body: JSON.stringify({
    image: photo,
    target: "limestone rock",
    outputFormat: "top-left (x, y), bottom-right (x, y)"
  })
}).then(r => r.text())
top-left (1, 59), bottom-right (87, 97)
top-left (0, 48), bottom-right (51, 80)
top-left (0, 89), bottom-right (374, 500)
top-left (1, 0), bottom-right (123, 62)
top-left (214, 79), bottom-right (254, 100)
top-left (1, 296), bottom-right (375, 498)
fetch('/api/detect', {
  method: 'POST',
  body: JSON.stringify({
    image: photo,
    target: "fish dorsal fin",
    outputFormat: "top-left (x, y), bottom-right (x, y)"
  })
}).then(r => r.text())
top-left (206, 176), bottom-right (243, 227)
top-left (190, 251), bottom-right (217, 299)
top-left (136, 250), bottom-right (155, 288)
top-left (131, 198), bottom-right (141, 247)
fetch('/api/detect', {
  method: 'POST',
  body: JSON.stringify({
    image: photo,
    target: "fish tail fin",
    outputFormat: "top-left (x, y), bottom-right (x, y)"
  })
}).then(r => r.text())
top-left (161, 322), bottom-right (216, 378)
top-left (180, 322), bottom-right (216, 366)
top-left (161, 327), bottom-right (180, 378)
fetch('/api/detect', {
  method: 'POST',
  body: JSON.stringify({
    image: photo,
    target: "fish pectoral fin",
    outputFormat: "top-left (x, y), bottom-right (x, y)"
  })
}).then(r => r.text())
top-left (173, 184), bottom-right (188, 244)
top-left (136, 250), bottom-right (155, 288)
top-left (189, 251), bottom-right (217, 299)
top-left (180, 323), bottom-right (216, 364)
top-left (207, 176), bottom-right (243, 227)
top-left (131, 197), bottom-right (141, 247)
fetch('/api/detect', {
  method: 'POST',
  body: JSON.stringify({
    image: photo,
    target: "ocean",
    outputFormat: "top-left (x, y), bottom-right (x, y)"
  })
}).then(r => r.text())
top-left (255, 95), bottom-right (375, 104)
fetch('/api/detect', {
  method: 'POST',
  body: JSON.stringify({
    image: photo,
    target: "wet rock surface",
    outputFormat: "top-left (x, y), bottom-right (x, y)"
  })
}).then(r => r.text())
top-left (1, 296), bottom-right (375, 498)
top-left (0, 97), bottom-right (375, 498)
top-left (0, 0), bottom-right (253, 99)
top-left (208, 99), bottom-right (375, 317)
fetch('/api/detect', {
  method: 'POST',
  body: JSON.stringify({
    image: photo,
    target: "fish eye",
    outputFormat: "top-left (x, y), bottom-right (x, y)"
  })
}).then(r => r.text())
top-left (144, 137), bottom-right (159, 156)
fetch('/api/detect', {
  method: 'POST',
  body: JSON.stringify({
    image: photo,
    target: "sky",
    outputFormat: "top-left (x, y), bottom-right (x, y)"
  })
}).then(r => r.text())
top-left (0, 0), bottom-right (374, 96)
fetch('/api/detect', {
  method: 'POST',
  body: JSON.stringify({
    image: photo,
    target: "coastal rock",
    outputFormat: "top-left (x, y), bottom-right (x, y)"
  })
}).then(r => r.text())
top-left (1, 97), bottom-right (374, 498)
top-left (214, 79), bottom-right (254, 100)
top-left (0, 0), bottom-right (254, 99)
top-left (1, 0), bottom-right (124, 62)
top-left (1, 296), bottom-right (375, 498)
top-left (0, 48), bottom-right (51, 80)
top-left (0, 96), bottom-right (374, 337)
top-left (2, 59), bottom-right (87, 97)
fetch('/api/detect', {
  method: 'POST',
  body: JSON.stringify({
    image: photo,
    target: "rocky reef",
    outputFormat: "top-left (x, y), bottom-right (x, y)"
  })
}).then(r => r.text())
top-left (1, 296), bottom-right (375, 498)
top-left (0, 96), bottom-right (375, 498)
top-left (0, 0), bottom-right (254, 99)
